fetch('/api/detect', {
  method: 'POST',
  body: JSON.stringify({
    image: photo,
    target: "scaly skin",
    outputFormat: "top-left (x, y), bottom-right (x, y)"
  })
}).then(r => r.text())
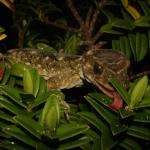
top-left (0, 48), bottom-right (130, 108)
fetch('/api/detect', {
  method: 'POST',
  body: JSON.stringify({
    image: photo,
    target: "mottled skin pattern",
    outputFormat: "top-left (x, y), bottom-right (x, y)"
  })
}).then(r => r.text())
top-left (4, 49), bottom-right (83, 89)
top-left (1, 48), bottom-right (130, 98)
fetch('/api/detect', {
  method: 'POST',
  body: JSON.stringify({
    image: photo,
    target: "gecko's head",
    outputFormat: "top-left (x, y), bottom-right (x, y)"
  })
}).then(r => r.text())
top-left (82, 49), bottom-right (130, 106)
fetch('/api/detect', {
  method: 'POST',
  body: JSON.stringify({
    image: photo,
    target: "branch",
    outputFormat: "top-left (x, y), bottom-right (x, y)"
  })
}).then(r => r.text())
top-left (16, 18), bottom-right (31, 48)
top-left (130, 71), bottom-right (150, 80)
top-left (44, 0), bottom-right (107, 49)
top-left (66, 0), bottom-right (85, 31)
top-left (45, 19), bottom-right (80, 33)
top-left (85, 6), bottom-right (93, 28)
top-left (79, 40), bottom-right (92, 46)
top-left (93, 30), bottom-right (104, 43)
top-left (90, 41), bottom-right (107, 49)
top-left (89, 0), bottom-right (106, 36)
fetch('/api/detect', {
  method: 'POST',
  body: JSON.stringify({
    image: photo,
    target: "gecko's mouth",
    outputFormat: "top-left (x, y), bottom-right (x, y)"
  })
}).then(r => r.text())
top-left (95, 81), bottom-right (123, 109)
top-left (96, 81), bottom-right (114, 98)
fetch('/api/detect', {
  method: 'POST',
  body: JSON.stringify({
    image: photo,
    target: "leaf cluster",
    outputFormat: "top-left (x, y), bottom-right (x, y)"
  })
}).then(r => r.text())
top-left (0, 59), bottom-right (150, 149)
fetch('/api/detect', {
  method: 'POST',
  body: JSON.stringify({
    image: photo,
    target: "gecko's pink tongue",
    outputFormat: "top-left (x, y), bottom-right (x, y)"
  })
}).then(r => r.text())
top-left (109, 92), bottom-right (123, 110)
top-left (96, 82), bottom-right (123, 110)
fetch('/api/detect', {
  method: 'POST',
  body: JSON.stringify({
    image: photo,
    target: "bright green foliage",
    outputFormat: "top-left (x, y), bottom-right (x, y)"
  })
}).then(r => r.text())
top-left (130, 75), bottom-right (148, 109)
top-left (0, 61), bottom-right (150, 149)
top-left (104, 0), bottom-right (150, 61)
top-left (0, 62), bottom-right (91, 149)
top-left (0, 0), bottom-right (150, 149)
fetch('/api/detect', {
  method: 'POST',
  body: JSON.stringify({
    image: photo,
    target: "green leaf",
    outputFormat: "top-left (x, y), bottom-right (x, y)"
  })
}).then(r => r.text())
top-left (147, 0), bottom-right (150, 5)
top-left (10, 63), bottom-right (29, 77)
top-left (138, 1), bottom-right (150, 16)
top-left (92, 138), bottom-right (101, 150)
top-left (36, 42), bottom-right (56, 52)
top-left (15, 78), bottom-right (23, 86)
top-left (0, 68), bottom-right (10, 85)
top-left (119, 36), bottom-right (132, 58)
top-left (109, 79), bottom-right (130, 105)
top-left (0, 62), bottom-right (6, 81)
top-left (0, 140), bottom-right (28, 150)
top-left (84, 129), bottom-right (101, 150)
top-left (44, 103), bottom-right (60, 137)
top-left (2, 125), bottom-right (37, 147)
top-left (128, 33), bottom-right (136, 60)
top-left (127, 125), bottom-right (150, 141)
top-left (112, 39), bottom-right (120, 50)
top-left (128, 81), bottom-right (139, 96)
top-left (144, 84), bottom-right (150, 97)
top-left (88, 92), bottom-right (112, 105)
top-left (0, 27), bottom-right (5, 32)
top-left (20, 93), bottom-right (35, 107)
top-left (0, 122), bottom-right (8, 130)
top-left (0, 110), bottom-right (13, 123)
top-left (119, 108), bottom-right (135, 119)
top-left (56, 123), bottom-right (89, 141)
top-left (36, 142), bottom-right (52, 150)
top-left (130, 75), bottom-right (148, 109)
top-left (13, 114), bottom-right (43, 139)
top-left (64, 34), bottom-right (80, 54)
top-left (100, 24), bottom-right (123, 35)
top-left (78, 111), bottom-right (107, 132)
top-left (101, 129), bottom-right (118, 150)
top-left (37, 77), bottom-right (48, 96)
top-left (0, 95), bottom-right (22, 114)
top-left (121, 8), bottom-right (135, 28)
top-left (119, 137), bottom-right (142, 150)
top-left (23, 68), bottom-right (33, 94)
top-left (85, 96), bottom-right (116, 124)
top-left (134, 109), bottom-right (150, 123)
top-left (39, 92), bottom-right (61, 134)
top-left (32, 69), bottom-right (40, 97)
top-left (80, 143), bottom-right (92, 150)
top-left (119, 36), bottom-right (126, 53)
top-left (138, 33), bottom-right (148, 61)
top-left (0, 85), bottom-right (26, 108)
top-left (148, 30), bottom-right (150, 53)
top-left (134, 16), bottom-right (150, 27)
top-left (112, 19), bottom-right (134, 30)
top-left (134, 97), bottom-right (150, 108)
top-left (103, 0), bottom-right (118, 5)
top-left (79, 102), bottom-right (90, 112)
top-left (110, 119), bottom-right (128, 135)
top-left (135, 32), bottom-right (141, 61)
top-left (30, 91), bottom-right (50, 109)
top-left (54, 18), bottom-right (67, 26)
top-left (58, 135), bottom-right (92, 150)
top-left (102, 9), bottom-right (115, 23)
top-left (138, 1), bottom-right (150, 17)
top-left (7, 76), bottom-right (16, 87)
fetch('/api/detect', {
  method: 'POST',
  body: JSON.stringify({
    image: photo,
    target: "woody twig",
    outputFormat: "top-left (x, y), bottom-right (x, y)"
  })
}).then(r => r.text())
top-left (45, 19), bottom-right (80, 33)
top-left (130, 71), bottom-right (150, 80)
top-left (45, 0), bottom-right (107, 48)
top-left (66, 0), bottom-right (85, 31)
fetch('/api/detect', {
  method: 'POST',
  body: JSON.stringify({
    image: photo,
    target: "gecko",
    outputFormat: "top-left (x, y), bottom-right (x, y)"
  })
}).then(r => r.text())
top-left (0, 48), bottom-right (130, 108)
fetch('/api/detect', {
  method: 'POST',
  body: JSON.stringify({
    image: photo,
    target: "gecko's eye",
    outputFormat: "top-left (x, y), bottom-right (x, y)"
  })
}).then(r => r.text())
top-left (93, 62), bottom-right (103, 74)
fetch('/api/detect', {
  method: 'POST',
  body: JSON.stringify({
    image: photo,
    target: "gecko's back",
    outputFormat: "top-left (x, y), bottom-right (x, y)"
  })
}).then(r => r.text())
top-left (3, 48), bottom-right (83, 89)
top-left (1, 48), bottom-right (130, 105)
